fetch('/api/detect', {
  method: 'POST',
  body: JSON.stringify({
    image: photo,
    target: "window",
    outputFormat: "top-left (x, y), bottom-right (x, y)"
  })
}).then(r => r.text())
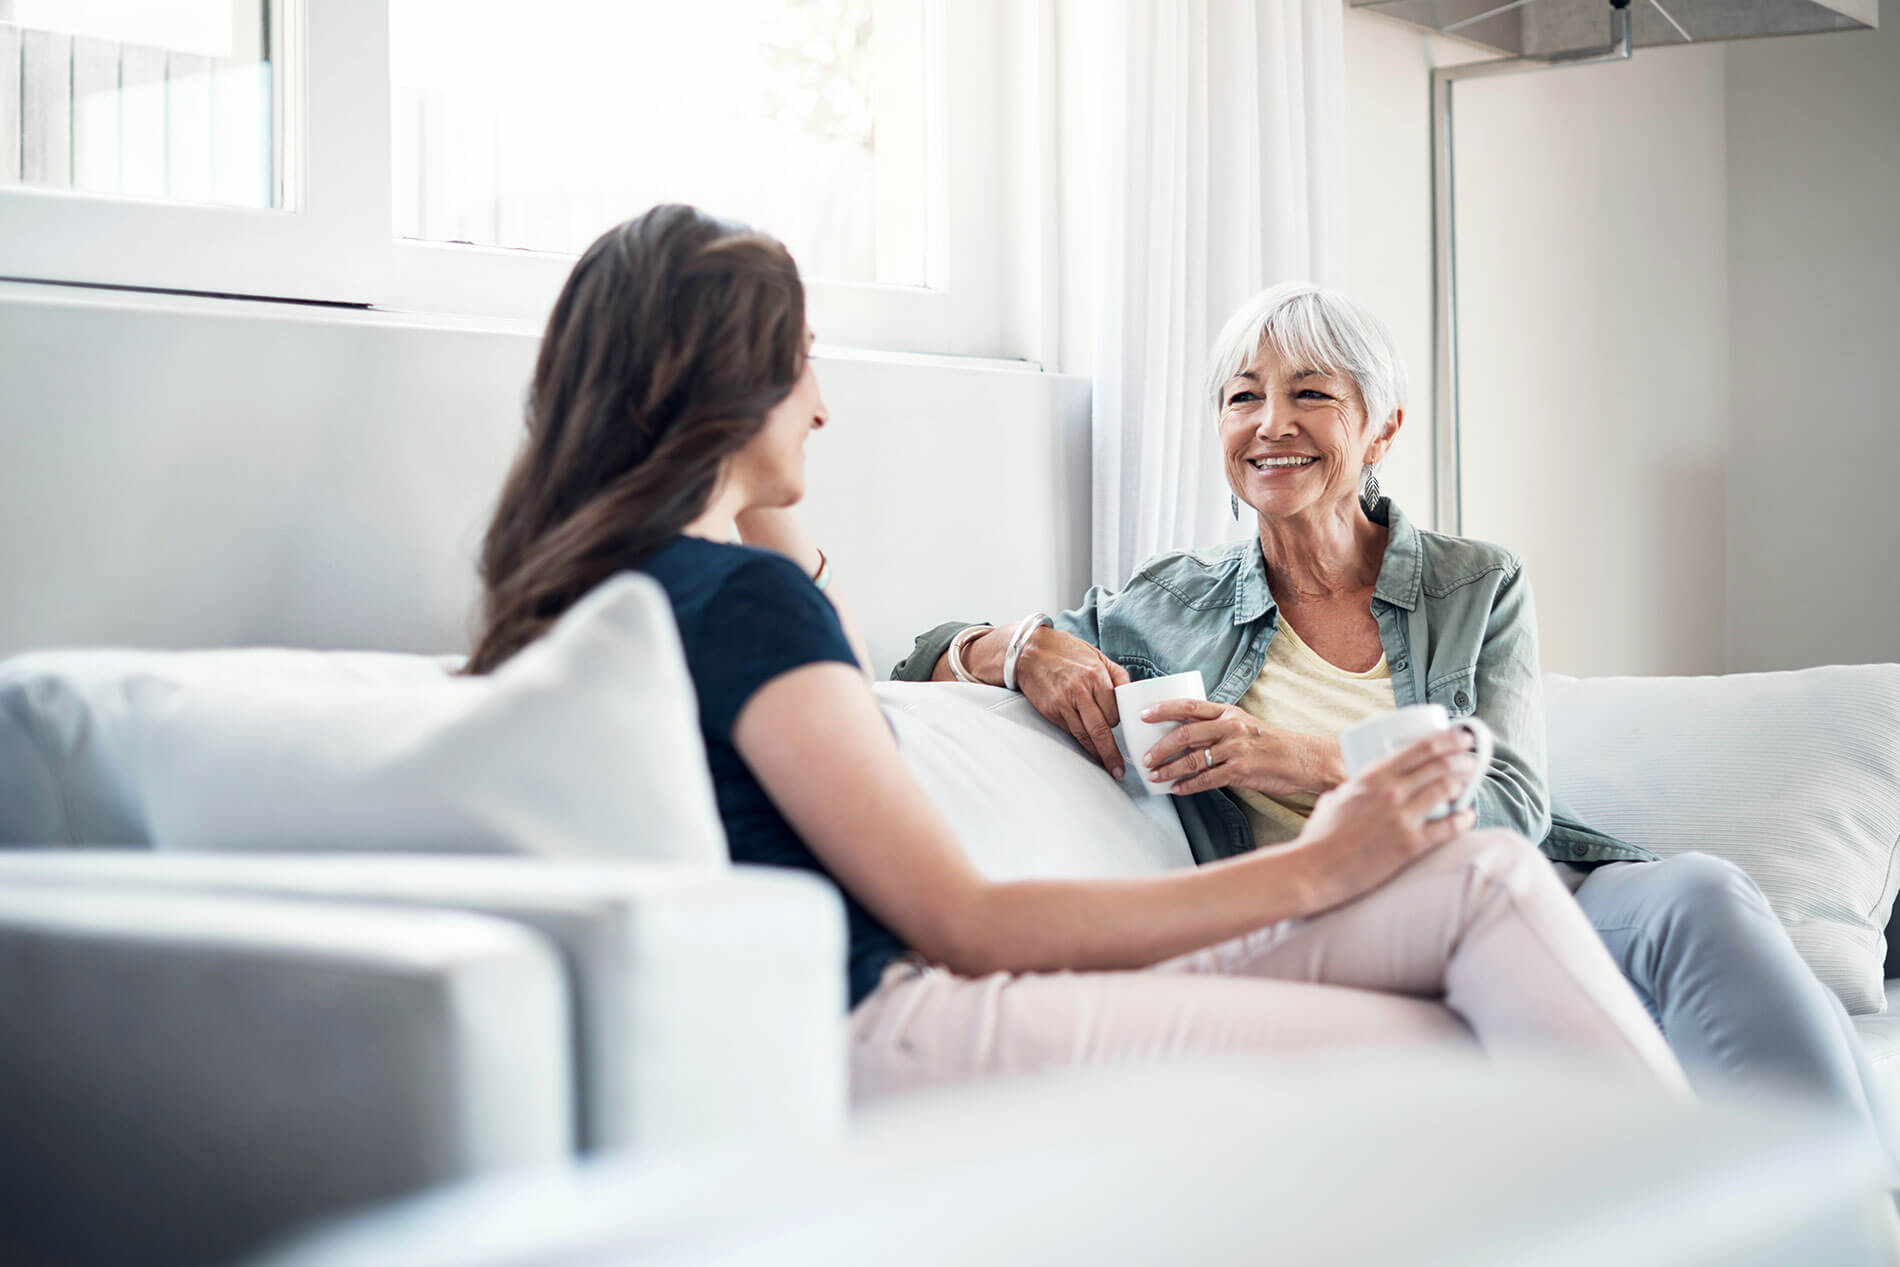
top-left (0, 0), bottom-right (1047, 361)
top-left (391, 0), bottom-right (926, 289)
top-left (2, 1), bottom-right (283, 207)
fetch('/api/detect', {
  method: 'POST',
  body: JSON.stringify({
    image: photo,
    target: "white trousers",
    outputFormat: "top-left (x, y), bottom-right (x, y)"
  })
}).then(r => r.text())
top-left (849, 829), bottom-right (1690, 1103)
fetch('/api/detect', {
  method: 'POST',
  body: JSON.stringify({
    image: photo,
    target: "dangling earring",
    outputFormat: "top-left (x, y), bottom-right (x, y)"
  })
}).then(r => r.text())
top-left (1230, 493), bottom-right (1240, 521)
top-left (1361, 472), bottom-right (1381, 511)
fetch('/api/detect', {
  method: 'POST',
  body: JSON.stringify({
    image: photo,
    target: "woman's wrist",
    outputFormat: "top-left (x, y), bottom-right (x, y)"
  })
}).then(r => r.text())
top-left (1248, 834), bottom-right (1349, 919)
top-left (964, 626), bottom-right (1012, 687)
top-left (1229, 728), bottom-right (1346, 799)
top-left (1301, 736), bottom-right (1348, 795)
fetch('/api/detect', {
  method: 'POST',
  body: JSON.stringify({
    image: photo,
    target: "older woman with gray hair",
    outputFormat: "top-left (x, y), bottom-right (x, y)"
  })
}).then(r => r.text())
top-left (895, 281), bottom-right (1889, 1146)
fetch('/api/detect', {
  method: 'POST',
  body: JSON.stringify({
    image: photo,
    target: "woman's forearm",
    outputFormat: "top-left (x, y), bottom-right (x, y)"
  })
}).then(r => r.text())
top-left (946, 844), bottom-right (1349, 977)
top-left (742, 663), bottom-right (1368, 979)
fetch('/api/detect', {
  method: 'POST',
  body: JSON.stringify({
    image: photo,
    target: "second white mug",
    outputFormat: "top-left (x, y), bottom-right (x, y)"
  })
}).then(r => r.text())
top-left (1338, 704), bottom-right (1494, 820)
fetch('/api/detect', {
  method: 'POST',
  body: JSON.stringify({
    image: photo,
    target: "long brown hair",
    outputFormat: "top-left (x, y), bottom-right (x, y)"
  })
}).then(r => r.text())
top-left (467, 204), bottom-right (806, 674)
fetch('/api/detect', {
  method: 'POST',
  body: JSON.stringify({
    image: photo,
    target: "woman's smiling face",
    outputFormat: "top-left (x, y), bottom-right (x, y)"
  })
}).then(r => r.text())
top-left (1219, 340), bottom-right (1396, 522)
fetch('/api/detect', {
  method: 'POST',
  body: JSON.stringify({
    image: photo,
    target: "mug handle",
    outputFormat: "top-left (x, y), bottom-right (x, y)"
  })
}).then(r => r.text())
top-left (1449, 717), bottom-right (1494, 813)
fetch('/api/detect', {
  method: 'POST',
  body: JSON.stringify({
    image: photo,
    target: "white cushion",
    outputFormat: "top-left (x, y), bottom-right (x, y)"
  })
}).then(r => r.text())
top-left (1, 575), bottom-right (728, 865)
top-left (1545, 665), bottom-right (1900, 1015)
top-left (0, 647), bottom-right (454, 846)
top-left (876, 682), bottom-right (1193, 879)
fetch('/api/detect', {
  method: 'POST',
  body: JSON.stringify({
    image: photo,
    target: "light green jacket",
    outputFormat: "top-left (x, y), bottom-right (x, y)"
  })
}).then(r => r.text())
top-left (891, 497), bottom-right (1652, 868)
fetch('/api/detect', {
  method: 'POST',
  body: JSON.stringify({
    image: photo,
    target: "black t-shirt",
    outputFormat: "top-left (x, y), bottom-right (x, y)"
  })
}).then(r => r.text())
top-left (639, 535), bottom-right (907, 1008)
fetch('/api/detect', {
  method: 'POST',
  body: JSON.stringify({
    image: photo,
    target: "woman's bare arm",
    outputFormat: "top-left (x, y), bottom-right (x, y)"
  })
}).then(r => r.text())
top-left (734, 662), bottom-right (1479, 977)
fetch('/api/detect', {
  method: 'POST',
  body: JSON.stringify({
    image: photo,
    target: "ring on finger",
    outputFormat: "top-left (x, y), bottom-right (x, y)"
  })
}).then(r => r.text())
top-left (1204, 747), bottom-right (1215, 771)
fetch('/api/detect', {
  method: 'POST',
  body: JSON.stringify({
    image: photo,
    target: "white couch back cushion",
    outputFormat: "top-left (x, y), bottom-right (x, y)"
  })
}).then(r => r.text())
top-left (877, 682), bottom-right (1193, 879)
top-left (0, 576), bottom-right (728, 865)
top-left (0, 648), bottom-right (453, 846)
top-left (1545, 665), bottom-right (1900, 1015)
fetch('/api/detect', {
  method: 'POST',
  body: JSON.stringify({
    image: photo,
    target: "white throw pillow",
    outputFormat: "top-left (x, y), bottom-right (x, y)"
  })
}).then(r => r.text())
top-left (876, 682), bottom-right (1193, 880)
top-left (1544, 666), bottom-right (1900, 1015)
top-left (0, 647), bottom-right (456, 846)
top-left (1, 575), bottom-right (728, 865)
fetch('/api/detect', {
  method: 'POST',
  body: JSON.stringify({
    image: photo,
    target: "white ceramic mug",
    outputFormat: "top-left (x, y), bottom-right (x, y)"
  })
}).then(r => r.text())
top-left (1338, 704), bottom-right (1494, 820)
top-left (1112, 670), bottom-right (1208, 797)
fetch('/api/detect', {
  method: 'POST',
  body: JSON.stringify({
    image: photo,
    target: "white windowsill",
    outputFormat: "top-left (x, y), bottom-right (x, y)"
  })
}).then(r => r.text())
top-left (0, 276), bottom-right (1055, 376)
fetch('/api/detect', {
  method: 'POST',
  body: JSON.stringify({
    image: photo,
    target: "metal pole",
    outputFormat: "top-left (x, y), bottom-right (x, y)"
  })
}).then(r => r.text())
top-left (1429, 2), bottom-right (1631, 535)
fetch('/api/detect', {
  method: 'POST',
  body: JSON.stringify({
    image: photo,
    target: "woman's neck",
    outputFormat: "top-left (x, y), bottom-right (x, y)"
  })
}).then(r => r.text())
top-left (681, 484), bottom-right (747, 544)
top-left (1257, 501), bottom-right (1386, 603)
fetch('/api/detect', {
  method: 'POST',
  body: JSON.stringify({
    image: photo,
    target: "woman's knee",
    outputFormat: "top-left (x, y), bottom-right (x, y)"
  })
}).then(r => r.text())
top-left (1647, 853), bottom-right (1775, 923)
top-left (1616, 854), bottom-right (1784, 963)
top-left (1421, 826), bottom-right (1547, 882)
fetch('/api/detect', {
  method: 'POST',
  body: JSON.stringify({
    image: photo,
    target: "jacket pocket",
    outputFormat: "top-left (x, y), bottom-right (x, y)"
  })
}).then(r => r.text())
top-left (1112, 653), bottom-right (1164, 681)
top-left (1426, 666), bottom-right (1479, 717)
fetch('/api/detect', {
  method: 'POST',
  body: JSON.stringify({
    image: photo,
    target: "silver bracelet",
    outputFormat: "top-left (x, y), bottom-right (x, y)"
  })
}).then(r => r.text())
top-left (1002, 612), bottom-right (1053, 692)
top-left (946, 624), bottom-right (993, 684)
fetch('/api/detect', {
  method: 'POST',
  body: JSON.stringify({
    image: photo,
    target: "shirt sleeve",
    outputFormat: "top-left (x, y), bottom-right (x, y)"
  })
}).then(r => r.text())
top-left (888, 620), bottom-right (978, 681)
top-left (689, 555), bottom-right (860, 741)
top-left (1470, 561), bottom-right (1553, 842)
top-left (1052, 583), bottom-right (1112, 650)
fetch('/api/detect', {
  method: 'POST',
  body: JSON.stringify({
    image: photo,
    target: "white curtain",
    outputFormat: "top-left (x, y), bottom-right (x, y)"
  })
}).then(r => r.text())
top-left (1079, 0), bottom-right (1349, 589)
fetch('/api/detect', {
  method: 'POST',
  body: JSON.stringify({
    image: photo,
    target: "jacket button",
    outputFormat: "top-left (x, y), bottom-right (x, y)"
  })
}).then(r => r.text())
top-left (1454, 690), bottom-right (1471, 711)
top-left (1393, 657), bottom-right (1408, 672)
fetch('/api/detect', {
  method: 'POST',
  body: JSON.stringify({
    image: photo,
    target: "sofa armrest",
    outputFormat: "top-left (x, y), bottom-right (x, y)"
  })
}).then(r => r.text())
top-left (0, 883), bottom-right (571, 1267)
top-left (0, 852), bottom-right (850, 1154)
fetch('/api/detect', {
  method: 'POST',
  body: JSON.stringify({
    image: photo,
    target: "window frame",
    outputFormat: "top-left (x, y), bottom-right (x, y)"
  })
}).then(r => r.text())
top-left (0, 0), bottom-right (1053, 363)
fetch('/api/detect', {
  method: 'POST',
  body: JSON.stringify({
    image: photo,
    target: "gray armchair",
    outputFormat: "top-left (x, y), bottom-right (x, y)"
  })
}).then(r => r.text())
top-left (0, 883), bottom-right (572, 1267)
top-left (0, 853), bottom-right (850, 1154)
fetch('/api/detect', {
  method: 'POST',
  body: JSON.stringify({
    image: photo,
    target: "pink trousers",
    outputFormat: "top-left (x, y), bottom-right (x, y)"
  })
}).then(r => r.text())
top-left (849, 829), bottom-right (1690, 1103)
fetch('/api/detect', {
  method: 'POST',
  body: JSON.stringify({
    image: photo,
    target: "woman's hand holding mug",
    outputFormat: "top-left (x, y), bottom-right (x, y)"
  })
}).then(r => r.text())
top-left (1297, 706), bottom-right (1494, 907)
top-left (1136, 699), bottom-right (1346, 799)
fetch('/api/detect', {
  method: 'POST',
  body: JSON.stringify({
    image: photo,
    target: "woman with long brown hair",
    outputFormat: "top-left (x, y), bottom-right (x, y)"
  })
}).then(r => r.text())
top-left (469, 203), bottom-right (1688, 1102)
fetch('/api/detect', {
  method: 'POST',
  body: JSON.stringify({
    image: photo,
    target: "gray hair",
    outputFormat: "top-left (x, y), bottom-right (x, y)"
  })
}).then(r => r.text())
top-left (1204, 282), bottom-right (1407, 479)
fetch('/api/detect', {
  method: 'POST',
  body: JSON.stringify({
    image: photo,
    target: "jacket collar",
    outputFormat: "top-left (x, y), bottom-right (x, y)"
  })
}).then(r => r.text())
top-left (1230, 496), bottom-right (1423, 626)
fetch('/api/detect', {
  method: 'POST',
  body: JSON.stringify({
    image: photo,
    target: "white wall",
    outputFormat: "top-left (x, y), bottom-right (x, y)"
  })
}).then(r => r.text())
top-left (1453, 43), bottom-right (1730, 678)
top-left (1340, 13), bottom-right (1461, 529)
top-left (0, 283), bottom-right (1090, 677)
top-left (1724, 18), bottom-right (1900, 673)
top-left (1343, 12), bottom-right (1731, 678)
top-left (1345, 6), bottom-right (1898, 679)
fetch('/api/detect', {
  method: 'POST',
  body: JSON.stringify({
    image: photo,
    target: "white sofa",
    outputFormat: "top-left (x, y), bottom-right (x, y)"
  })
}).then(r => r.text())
top-left (254, 1059), bottom-right (1897, 1267)
top-left (4, 587), bottom-right (1899, 1264)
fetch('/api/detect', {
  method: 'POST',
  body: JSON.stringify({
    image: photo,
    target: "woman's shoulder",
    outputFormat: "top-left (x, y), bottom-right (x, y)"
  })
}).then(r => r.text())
top-left (642, 537), bottom-right (821, 621)
top-left (1412, 527), bottom-right (1524, 597)
top-left (1128, 540), bottom-right (1252, 592)
top-left (1073, 541), bottom-right (1253, 622)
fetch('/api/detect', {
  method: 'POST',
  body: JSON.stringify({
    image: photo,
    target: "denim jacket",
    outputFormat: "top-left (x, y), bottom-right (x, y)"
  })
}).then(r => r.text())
top-left (891, 497), bottom-right (1652, 869)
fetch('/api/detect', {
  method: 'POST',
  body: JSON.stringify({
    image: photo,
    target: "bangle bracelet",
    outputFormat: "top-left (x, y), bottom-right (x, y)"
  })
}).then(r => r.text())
top-left (947, 624), bottom-right (992, 684)
top-left (810, 547), bottom-right (832, 594)
top-left (1002, 612), bottom-right (1053, 692)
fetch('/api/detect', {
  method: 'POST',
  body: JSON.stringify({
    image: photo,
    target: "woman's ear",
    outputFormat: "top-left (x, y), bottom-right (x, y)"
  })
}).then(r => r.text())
top-left (1365, 409), bottom-right (1404, 465)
